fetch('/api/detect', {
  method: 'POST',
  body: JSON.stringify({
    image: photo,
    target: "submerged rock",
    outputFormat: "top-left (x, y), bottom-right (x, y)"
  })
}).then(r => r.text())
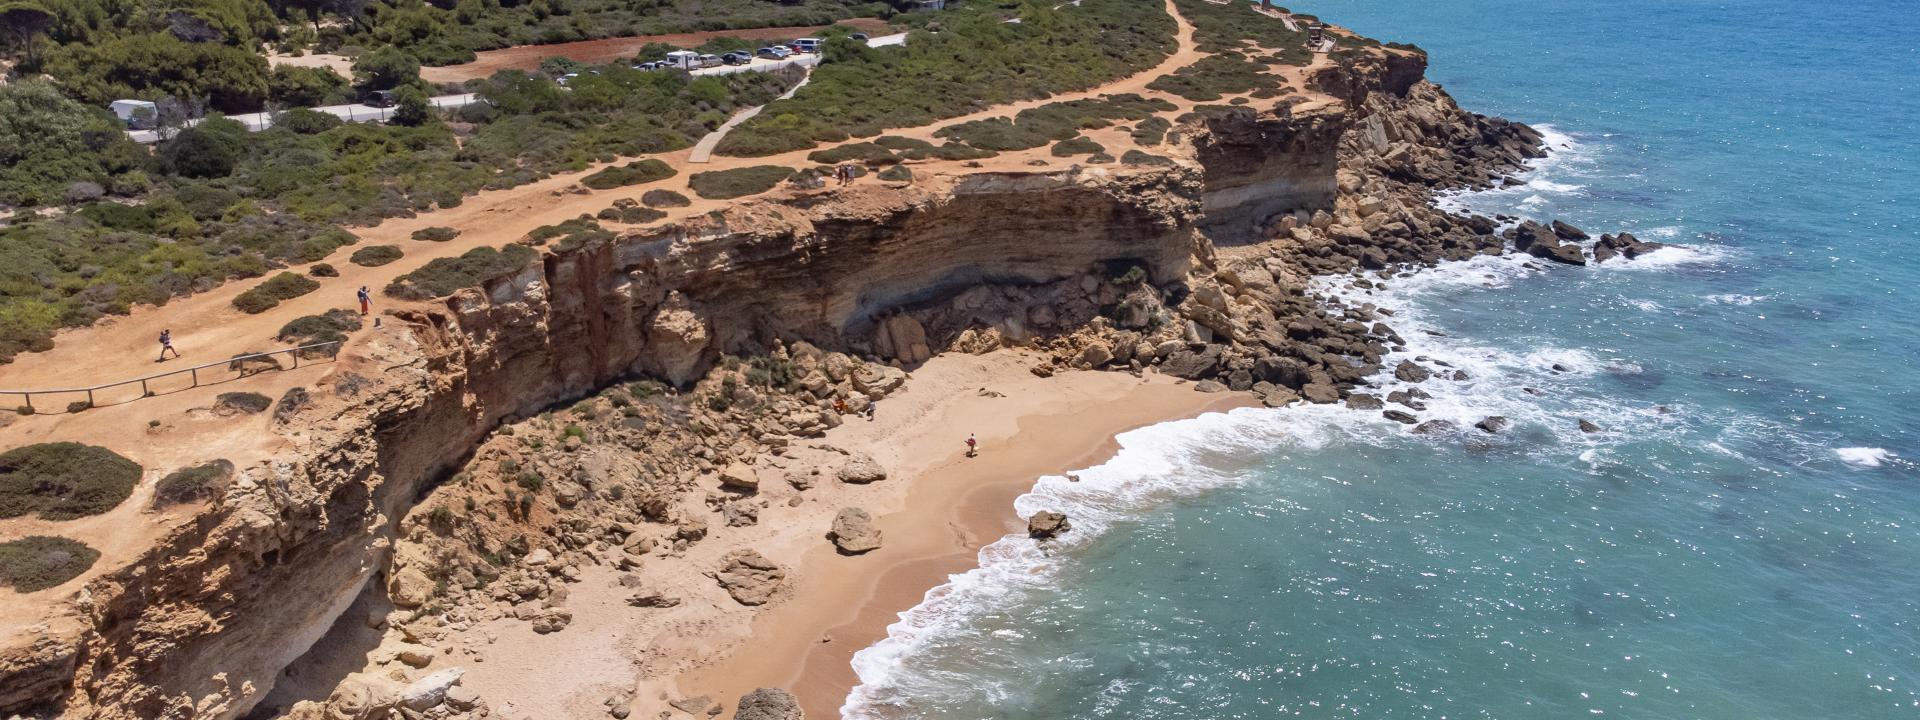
top-left (1474, 416), bottom-right (1510, 433)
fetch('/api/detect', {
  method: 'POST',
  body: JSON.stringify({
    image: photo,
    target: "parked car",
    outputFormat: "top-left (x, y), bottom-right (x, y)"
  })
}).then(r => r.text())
top-left (364, 90), bottom-right (396, 108)
top-left (696, 53), bottom-right (722, 68)
top-left (757, 45), bottom-right (792, 59)
top-left (557, 72), bottom-right (580, 86)
top-left (851, 32), bottom-right (869, 42)
top-left (789, 38), bottom-right (823, 53)
top-left (634, 61), bottom-right (659, 70)
top-left (722, 51), bottom-right (752, 65)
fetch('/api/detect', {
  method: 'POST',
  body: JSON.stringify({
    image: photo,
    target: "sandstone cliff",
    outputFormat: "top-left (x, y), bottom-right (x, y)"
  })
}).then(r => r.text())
top-left (0, 43), bottom-right (1544, 719)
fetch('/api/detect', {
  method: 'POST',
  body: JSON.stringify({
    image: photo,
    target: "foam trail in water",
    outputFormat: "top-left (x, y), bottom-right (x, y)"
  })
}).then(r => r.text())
top-left (1835, 447), bottom-right (1892, 468)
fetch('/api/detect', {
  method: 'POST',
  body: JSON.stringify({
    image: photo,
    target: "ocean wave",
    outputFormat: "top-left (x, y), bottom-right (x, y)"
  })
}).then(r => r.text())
top-left (1703, 293), bottom-right (1772, 306)
top-left (1835, 447), bottom-right (1892, 468)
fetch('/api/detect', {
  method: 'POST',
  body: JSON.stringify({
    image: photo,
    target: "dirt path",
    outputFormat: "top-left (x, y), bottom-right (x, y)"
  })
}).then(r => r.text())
top-left (420, 19), bottom-right (892, 84)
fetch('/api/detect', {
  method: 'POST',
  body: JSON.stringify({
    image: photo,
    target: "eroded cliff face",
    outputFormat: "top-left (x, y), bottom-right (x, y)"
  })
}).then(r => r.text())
top-left (0, 46), bottom-right (1542, 719)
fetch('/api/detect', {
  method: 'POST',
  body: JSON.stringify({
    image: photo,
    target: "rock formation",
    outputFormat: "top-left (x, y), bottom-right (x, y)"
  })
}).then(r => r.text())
top-left (828, 507), bottom-right (882, 555)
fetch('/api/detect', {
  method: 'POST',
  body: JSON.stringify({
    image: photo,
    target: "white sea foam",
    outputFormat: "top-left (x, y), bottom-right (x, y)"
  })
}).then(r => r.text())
top-left (1835, 447), bottom-right (1892, 468)
top-left (1703, 293), bottom-right (1771, 306)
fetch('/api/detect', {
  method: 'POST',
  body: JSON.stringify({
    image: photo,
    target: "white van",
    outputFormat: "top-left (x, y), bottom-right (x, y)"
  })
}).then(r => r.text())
top-left (662, 50), bottom-right (700, 70)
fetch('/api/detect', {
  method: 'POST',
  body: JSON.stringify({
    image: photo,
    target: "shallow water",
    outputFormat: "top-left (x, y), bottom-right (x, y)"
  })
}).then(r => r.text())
top-left (842, 0), bottom-right (1920, 717)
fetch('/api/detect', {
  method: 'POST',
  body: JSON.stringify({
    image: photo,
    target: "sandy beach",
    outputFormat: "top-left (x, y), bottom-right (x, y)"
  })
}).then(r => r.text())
top-left (663, 350), bottom-right (1251, 717)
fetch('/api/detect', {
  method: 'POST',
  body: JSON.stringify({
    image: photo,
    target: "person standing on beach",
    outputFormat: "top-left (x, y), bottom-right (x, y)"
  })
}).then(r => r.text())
top-left (357, 286), bottom-right (371, 316)
top-left (966, 433), bottom-right (978, 457)
top-left (157, 329), bottom-right (180, 361)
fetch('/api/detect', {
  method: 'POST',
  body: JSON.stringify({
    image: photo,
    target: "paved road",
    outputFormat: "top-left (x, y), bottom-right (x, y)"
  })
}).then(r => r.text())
top-left (127, 34), bottom-right (909, 144)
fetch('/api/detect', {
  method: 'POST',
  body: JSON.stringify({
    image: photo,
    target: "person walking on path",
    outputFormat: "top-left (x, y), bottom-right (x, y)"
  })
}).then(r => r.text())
top-left (358, 286), bottom-right (371, 316)
top-left (157, 329), bottom-right (180, 361)
top-left (966, 433), bottom-right (978, 457)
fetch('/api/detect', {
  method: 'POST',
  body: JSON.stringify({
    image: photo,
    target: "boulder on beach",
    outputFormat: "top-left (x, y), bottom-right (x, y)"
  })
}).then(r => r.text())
top-left (713, 549), bottom-right (785, 605)
top-left (736, 688), bottom-right (803, 720)
top-left (828, 507), bottom-right (882, 555)
top-left (836, 454), bottom-right (888, 484)
top-left (1027, 511), bottom-right (1071, 539)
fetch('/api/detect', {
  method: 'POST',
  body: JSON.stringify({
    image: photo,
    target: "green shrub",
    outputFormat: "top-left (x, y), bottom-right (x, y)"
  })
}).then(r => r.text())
top-left (938, 95), bottom-right (1175, 151)
top-left (580, 159), bottom-right (677, 190)
top-left (873, 136), bottom-right (935, 152)
top-left (310, 263), bottom-right (340, 277)
top-left (689, 166), bottom-right (794, 199)
top-left (877, 165), bottom-right (913, 182)
top-left (65, 401), bottom-right (92, 414)
top-left (350, 245), bottom-right (405, 267)
top-left (0, 536), bottom-right (101, 593)
top-left (807, 143), bottom-right (896, 165)
top-left (598, 204), bottom-right (668, 224)
top-left (1146, 52), bottom-right (1282, 102)
top-left (232, 272), bottom-right (321, 314)
top-left (0, 442), bottom-right (142, 520)
top-left (387, 245), bottom-right (538, 300)
top-left (1051, 136), bottom-right (1105, 157)
top-left (1131, 116), bottom-right (1171, 146)
top-left (276, 107), bottom-right (345, 134)
top-left (641, 189), bottom-right (691, 208)
top-left (412, 226), bottom-right (460, 242)
top-left (153, 460), bottom-right (234, 509)
top-left (1121, 149), bottom-right (1176, 167)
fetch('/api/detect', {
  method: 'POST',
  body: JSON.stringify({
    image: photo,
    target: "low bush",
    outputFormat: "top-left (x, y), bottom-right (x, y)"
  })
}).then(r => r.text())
top-left (1051, 136), bottom-right (1105, 157)
top-left (0, 536), bottom-right (101, 593)
top-left (1131, 116), bottom-right (1171, 146)
top-left (1121, 149), bottom-right (1176, 167)
top-left (689, 166), bottom-right (795, 199)
top-left (641, 189), bottom-right (691, 208)
top-left (310, 263), bottom-right (340, 277)
top-left (153, 460), bottom-right (234, 509)
top-left (387, 245), bottom-right (539, 300)
top-left (873, 136), bottom-right (935, 152)
top-left (1145, 52), bottom-right (1283, 102)
top-left (580, 159), bottom-right (677, 190)
top-left (412, 227), bottom-right (460, 242)
top-left (0, 442), bottom-right (142, 520)
top-left (598, 205), bottom-right (668, 224)
top-left (877, 166), bottom-right (913, 182)
top-left (937, 95), bottom-right (1175, 151)
top-left (215, 392), bottom-right (273, 415)
top-left (350, 245), bottom-right (405, 267)
top-left (233, 272), bottom-right (321, 314)
top-left (807, 143), bottom-right (897, 165)
top-left (525, 218), bottom-right (615, 251)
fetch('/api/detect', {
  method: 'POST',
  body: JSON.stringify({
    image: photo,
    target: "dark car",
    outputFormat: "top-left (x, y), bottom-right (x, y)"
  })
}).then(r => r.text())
top-left (851, 32), bottom-right (869, 42)
top-left (364, 90), bottom-right (396, 108)
top-left (756, 46), bottom-right (789, 59)
top-left (722, 51), bottom-right (753, 65)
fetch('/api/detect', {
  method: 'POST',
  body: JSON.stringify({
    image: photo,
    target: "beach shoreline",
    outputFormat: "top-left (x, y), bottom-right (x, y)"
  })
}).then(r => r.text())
top-left (663, 352), bottom-right (1252, 718)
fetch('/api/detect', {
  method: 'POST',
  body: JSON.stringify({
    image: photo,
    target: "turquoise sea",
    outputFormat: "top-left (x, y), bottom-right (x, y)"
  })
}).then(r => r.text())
top-left (843, 0), bottom-right (1920, 717)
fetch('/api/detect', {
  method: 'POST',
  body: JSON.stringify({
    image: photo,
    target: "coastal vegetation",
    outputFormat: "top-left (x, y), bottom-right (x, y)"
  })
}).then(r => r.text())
top-left (349, 245), bottom-right (405, 267)
top-left (0, 442), bottom-right (141, 520)
top-left (689, 165), bottom-right (795, 199)
top-left (580, 159), bottom-right (677, 190)
top-left (153, 460), bottom-right (235, 509)
top-left (714, 0), bottom-right (1176, 156)
top-left (386, 245), bottom-right (538, 299)
top-left (0, 536), bottom-right (100, 593)
top-left (412, 227), bottom-right (460, 242)
top-left (1145, 51), bottom-right (1285, 101)
top-left (934, 94), bottom-right (1174, 152)
top-left (0, 65), bottom-right (793, 363)
top-left (232, 272), bottom-right (321, 313)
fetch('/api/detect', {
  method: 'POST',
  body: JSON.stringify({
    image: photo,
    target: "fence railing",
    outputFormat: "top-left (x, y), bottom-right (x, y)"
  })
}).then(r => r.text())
top-left (1, 340), bottom-right (343, 413)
